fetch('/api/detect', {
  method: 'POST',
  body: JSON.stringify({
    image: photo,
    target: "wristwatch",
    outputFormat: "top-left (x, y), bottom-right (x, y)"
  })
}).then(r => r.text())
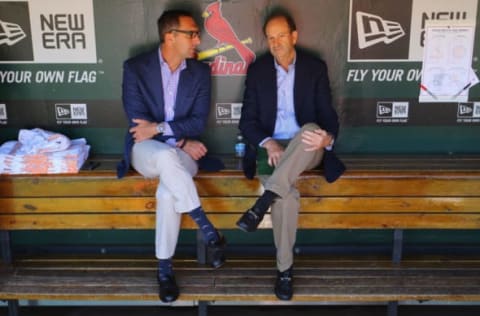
top-left (156, 122), bottom-right (165, 135)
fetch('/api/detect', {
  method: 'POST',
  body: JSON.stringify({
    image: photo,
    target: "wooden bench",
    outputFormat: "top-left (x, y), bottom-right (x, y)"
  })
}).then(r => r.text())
top-left (1, 155), bottom-right (480, 316)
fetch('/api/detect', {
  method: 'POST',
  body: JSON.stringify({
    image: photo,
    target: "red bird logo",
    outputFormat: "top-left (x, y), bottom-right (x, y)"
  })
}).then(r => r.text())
top-left (202, 1), bottom-right (255, 65)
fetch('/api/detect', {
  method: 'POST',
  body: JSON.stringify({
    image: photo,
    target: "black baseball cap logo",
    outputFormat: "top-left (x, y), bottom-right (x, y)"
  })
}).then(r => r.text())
top-left (0, 1), bottom-right (33, 61)
top-left (0, 18), bottom-right (26, 46)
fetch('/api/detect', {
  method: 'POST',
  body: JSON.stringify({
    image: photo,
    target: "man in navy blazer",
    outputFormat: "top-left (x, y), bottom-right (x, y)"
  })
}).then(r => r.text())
top-left (237, 9), bottom-right (345, 300)
top-left (117, 10), bottom-right (226, 303)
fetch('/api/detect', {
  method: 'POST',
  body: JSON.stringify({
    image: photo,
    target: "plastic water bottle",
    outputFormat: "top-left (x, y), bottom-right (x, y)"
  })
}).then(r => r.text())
top-left (234, 133), bottom-right (245, 170)
top-left (234, 133), bottom-right (245, 158)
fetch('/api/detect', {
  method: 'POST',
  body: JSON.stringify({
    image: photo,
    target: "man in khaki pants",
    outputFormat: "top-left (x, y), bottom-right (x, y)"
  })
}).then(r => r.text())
top-left (236, 9), bottom-right (345, 301)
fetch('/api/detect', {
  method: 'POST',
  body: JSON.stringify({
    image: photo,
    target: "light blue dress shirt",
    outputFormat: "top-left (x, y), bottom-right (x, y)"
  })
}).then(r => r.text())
top-left (272, 55), bottom-right (300, 139)
top-left (260, 54), bottom-right (300, 146)
top-left (158, 49), bottom-right (186, 146)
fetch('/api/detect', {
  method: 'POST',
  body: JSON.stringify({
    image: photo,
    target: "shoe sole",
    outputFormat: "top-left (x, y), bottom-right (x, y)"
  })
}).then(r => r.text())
top-left (160, 296), bottom-right (178, 303)
top-left (211, 259), bottom-right (226, 269)
top-left (275, 294), bottom-right (293, 301)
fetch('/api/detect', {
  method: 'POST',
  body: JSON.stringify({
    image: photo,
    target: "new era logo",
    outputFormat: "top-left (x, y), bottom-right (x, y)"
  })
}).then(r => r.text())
top-left (0, 19), bottom-right (26, 46)
top-left (0, 1), bottom-right (33, 61)
top-left (349, 0), bottom-right (412, 61)
top-left (55, 104), bottom-right (71, 118)
top-left (356, 11), bottom-right (405, 49)
top-left (377, 103), bottom-right (392, 117)
top-left (457, 103), bottom-right (479, 118)
top-left (216, 104), bottom-right (231, 119)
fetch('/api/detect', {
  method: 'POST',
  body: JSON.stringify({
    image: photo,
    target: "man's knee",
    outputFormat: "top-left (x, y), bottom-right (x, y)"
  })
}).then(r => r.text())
top-left (153, 147), bottom-right (178, 163)
top-left (301, 122), bottom-right (320, 132)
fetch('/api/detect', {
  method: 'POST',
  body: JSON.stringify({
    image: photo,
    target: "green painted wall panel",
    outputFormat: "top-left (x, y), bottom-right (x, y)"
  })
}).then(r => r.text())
top-left (1, 0), bottom-right (480, 155)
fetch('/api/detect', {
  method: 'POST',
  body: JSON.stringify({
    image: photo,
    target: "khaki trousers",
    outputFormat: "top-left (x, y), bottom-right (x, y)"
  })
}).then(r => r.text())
top-left (131, 140), bottom-right (200, 260)
top-left (261, 123), bottom-right (324, 272)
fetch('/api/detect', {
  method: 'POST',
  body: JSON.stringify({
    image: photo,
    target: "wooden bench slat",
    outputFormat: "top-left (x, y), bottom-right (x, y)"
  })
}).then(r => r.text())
top-left (2, 197), bottom-right (480, 214)
top-left (10, 254), bottom-right (480, 269)
top-left (2, 170), bottom-right (480, 197)
top-left (2, 213), bottom-right (480, 229)
top-left (11, 269), bottom-right (480, 281)
top-left (4, 277), bottom-right (480, 293)
top-left (299, 177), bottom-right (480, 197)
top-left (3, 287), bottom-right (479, 302)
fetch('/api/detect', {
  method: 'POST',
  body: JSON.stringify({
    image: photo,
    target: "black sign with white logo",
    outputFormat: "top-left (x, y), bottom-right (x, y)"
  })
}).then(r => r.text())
top-left (457, 103), bottom-right (480, 123)
top-left (216, 103), bottom-right (232, 119)
top-left (55, 104), bottom-right (71, 119)
top-left (377, 102), bottom-right (393, 118)
top-left (350, 0), bottom-right (412, 60)
top-left (0, 103), bottom-right (7, 124)
top-left (458, 103), bottom-right (474, 118)
top-left (0, 1), bottom-right (33, 61)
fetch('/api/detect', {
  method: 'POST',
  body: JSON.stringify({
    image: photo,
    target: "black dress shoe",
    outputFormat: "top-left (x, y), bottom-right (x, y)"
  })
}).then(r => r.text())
top-left (274, 267), bottom-right (293, 300)
top-left (157, 274), bottom-right (179, 303)
top-left (236, 207), bottom-right (265, 232)
top-left (207, 231), bottom-right (227, 269)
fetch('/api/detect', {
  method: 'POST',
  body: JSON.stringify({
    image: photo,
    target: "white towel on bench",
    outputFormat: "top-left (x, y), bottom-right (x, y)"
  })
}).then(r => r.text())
top-left (0, 129), bottom-right (90, 174)
top-left (18, 128), bottom-right (71, 154)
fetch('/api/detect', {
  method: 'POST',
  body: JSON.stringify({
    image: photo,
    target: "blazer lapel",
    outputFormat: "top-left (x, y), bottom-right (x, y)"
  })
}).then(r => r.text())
top-left (263, 56), bottom-right (277, 132)
top-left (175, 65), bottom-right (194, 117)
top-left (293, 53), bottom-right (307, 113)
top-left (144, 51), bottom-right (164, 118)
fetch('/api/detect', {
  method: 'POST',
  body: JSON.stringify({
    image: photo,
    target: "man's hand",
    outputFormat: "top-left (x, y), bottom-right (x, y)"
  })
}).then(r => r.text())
top-left (301, 129), bottom-right (333, 152)
top-left (129, 118), bottom-right (157, 142)
top-left (263, 139), bottom-right (284, 167)
top-left (181, 139), bottom-right (207, 160)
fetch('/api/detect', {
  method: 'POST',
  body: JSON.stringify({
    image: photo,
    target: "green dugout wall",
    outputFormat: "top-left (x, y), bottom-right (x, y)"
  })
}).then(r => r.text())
top-left (1, 0), bottom-right (480, 154)
top-left (1, 0), bottom-right (480, 251)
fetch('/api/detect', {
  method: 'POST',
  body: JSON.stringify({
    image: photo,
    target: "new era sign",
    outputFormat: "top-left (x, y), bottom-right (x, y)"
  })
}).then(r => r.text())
top-left (0, 0), bottom-right (97, 63)
top-left (349, 0), bottom-right (477, 61)
top-left (355, 11), bottom-right (405, 49)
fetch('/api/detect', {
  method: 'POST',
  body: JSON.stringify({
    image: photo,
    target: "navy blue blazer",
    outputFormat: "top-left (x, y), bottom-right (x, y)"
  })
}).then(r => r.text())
top-left (117, 49), bottom-right (211, 178)
top-left (239, 49), bottom-right (345, 182)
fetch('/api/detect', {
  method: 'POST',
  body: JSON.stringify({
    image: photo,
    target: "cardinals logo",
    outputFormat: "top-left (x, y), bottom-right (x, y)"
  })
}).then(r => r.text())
top-left (199, 0), bottom-right (255, 75)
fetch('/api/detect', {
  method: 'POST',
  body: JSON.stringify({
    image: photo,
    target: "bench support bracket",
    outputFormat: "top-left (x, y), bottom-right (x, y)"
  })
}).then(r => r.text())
top-left (7, 300), bottom-right (19, 316)
top-left (388, 229), bottom-right (402, 316)
top-left (392, 229), bottom-right (403, 264)
top-left (196, 230), bottom-right (207, 265)
top-left (2, 231), bottom-right (19, 316)
top-left (1, 230), bottom-right (12, 264)
top-left (198, 300), bottom-right (208, 316)
top-left (387, 301), bottom-right (398, 316)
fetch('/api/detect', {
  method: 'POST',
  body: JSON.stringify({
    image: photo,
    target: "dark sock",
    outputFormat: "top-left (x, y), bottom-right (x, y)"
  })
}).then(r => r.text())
top-left (189, 206), bottom-right (218, 244)
top-left (253, 190), bottom-right (279, 214)
top-left (158, 258), bottom-right (173, 277)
